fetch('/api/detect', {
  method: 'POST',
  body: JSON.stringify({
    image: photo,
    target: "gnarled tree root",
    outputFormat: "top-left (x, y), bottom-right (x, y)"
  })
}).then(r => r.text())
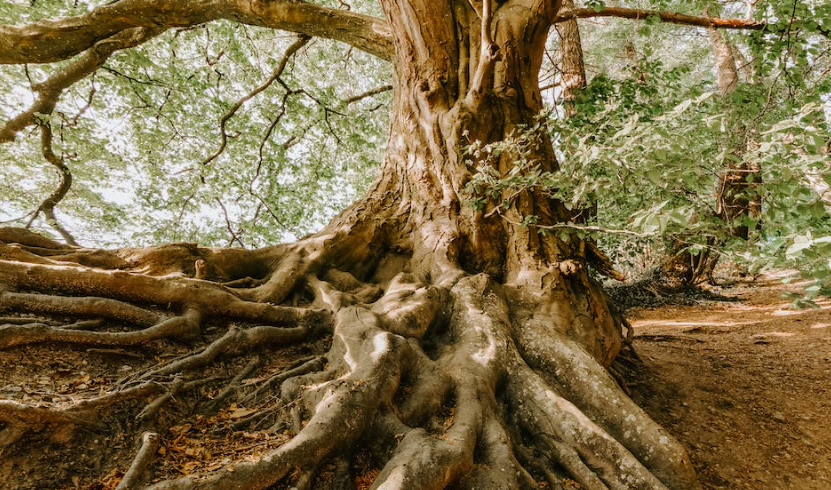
top-left (0, 382), bottom-right (164, 448)
top-left (0, 260), bottom-right (326, 326)
top-left (0, 230), bottom-right (699, 490)
top-left (130, 272), bottom-right (698, 490)
top-left (0, 290), bottom-right (163, 325)
top-left (143, 324), bottom-right (311, 379)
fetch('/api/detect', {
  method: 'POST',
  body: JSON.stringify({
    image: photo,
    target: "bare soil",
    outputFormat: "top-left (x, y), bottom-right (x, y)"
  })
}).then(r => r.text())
top-left (628, 272), bottom-right (831, 490)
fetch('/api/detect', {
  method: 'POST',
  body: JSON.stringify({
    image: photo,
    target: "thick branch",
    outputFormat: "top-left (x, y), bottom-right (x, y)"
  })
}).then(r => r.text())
top-left (555, 7), bottom-right (766, 30)
top-left (0, 0), bottom-right (393, 64)
top-left (466, 0), bottom-right (499, 109)
top-left (0, 27), bottom-right (160, 143)
top-left (342, 84), bottom-right (393, 106)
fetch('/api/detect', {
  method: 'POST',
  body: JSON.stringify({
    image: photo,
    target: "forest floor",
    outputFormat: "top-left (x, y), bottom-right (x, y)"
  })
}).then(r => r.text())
top-left (628, 271), bottom-right (831, 490)
top-left (2, 272), bottom-right (829, 489)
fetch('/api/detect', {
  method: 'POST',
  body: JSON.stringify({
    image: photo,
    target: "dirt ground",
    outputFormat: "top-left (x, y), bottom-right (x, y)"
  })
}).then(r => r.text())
top-left (628, 272), bottom-right (831, 490)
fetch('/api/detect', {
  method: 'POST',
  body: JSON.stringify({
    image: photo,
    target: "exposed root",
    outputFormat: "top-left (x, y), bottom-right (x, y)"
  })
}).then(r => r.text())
top-left (62, 319), bottom-right (107, 330)
top-left (330, 455), bottom-right (354, 490)
top-left (247, 239), bottom-right (329, 304)
top-left (608, 364), bottom-right (632, 396)
top-left (371, 273), bottom-right (446, 338)
top-left (394, 340), bottom-right (451, 425)
top-left (230, 401), bottom-right (290, 432)
top-left (204, 356), bottom-right (263, 412)
top-left (0, 399), bottom-right (104, 433)
top-left (293, 467), bottom-right (320, 490)
top-left (369, 274), bottom-right (510, 490)
top-left (144, 325), bottom-right (310, 380)
top-left (0, 260), bottom-right (326, 326)
top-left (146, 307), bottom-right (406, 490)
top-left (115, 432), bottom-right (160, 490)
top-left (86, 347), bottom-right (146, 358)
top-left (507, 361), bottom-right (669, 490)
top-left (0, 423), bottom-right (27, 455)
top-left (460, 411), bottom-right (530, 489)
top-left (0, 307), bottom-right (200, 349)
top-left (239, 356), bottom-right (326, 405)
top-left (0, 227), bottom-right (68, 250)
top-left (511, 438), bottom-right (567, 489)
top-left (0, 241), bottom-right (132, 270)
top-left (0, 290), bottom-right (163, 325)
top-left (0, 316), bottom-right (60, 325)
top-left (512, 325), bottom-right (698, 489)
top-left (135, 378), bottom-right (188, 422)
top-left (0, 381), bottom-right (165, 448)
top-left (544, 438), bottom-right (609, 490)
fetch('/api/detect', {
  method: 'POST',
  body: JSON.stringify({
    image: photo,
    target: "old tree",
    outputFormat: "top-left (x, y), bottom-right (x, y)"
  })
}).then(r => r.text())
top-left (0, 1), bottom-right (807, 489)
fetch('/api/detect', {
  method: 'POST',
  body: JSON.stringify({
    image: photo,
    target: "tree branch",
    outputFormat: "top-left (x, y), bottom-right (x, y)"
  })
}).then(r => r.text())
top-left (466, 0), bottom-right (499, 109)
top-left (200, 34), bottom-right (309, 167)
top-left (554, 7), bottom-right (766, 30)
top-left (0, 0), bottom-right (393, 65)
top-left (215, 197), bottom-right (245, 248)
top-left (342, 84), bottom-right (393, 106)
top-left (0, 27), bottom-right (161, 143)
top-left (26, 123), bottom-right (79, 247)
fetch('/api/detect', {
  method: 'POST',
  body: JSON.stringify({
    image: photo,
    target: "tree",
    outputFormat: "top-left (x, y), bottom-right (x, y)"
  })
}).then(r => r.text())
top-left (660, 25), bottom-right (762, 285)
top-left (537, 1), bottom-right (829, 295)
top-left (0, 1), bottom-right (818, 489)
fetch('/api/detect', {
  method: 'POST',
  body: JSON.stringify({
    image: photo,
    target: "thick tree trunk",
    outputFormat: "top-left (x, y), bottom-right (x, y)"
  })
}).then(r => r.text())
top-left (0, 2), bottom-right (700, 489)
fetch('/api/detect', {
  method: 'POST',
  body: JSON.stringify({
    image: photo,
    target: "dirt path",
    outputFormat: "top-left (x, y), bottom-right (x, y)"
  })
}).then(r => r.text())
top-left (628, 273), bottom-right (831, 489)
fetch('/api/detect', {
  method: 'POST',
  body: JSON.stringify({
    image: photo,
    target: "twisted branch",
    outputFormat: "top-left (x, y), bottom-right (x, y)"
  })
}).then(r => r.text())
top-left (0, 0), bottom-right (393, 64)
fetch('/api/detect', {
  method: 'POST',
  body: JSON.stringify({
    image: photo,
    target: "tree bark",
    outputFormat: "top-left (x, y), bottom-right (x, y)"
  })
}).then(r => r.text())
top-left (711, 29), bottom-right (761, 243)
top-left (662, 28), bottom-right (762, 285)
top-left (556, 0), bottom-right (587, 118)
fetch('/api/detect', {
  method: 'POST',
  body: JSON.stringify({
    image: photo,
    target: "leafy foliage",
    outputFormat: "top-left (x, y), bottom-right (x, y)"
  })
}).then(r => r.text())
top-left (1, 0), bottom-right (830, 298)
top-left (470, 8), bottom-right (831, 298)
top-left (0, 4), bottom-right (390, 247)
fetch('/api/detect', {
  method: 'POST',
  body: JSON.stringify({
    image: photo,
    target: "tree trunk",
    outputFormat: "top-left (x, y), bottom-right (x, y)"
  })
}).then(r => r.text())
top-left (710, 28), bottom-right (761, 244)
top-left (556, 0), bottom-right (588, 118)
top-left (0, 2), bottom-right (700, 489)
top-left (662, 28), bottom-right (761, 285)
